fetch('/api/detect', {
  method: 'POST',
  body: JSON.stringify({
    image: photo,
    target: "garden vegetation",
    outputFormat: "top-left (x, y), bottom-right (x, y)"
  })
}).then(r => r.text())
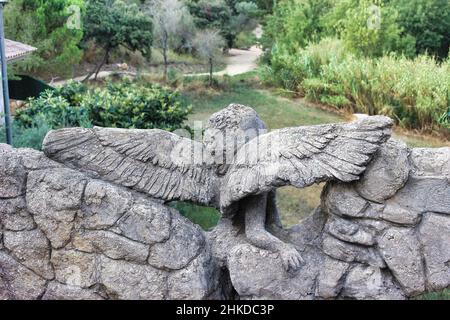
top-left (261, 0), bottom-right (450, 135)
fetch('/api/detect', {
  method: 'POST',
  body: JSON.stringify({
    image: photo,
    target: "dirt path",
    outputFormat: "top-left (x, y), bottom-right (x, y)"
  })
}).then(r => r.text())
top-left (187, 26), bottom-right (263, 77)
top-left (186, 46), bottom-right (263, 77)
top-left (53, 45), bottom-right (263, 86)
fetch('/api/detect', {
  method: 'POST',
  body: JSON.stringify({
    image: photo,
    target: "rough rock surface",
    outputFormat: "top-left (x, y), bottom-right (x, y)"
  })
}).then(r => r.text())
top-left (1, 136), bottom-right (449, 300)
top-left (0, 144), bottom-right (223, 300)
top-left (218, 140), bottom-right (450, 300)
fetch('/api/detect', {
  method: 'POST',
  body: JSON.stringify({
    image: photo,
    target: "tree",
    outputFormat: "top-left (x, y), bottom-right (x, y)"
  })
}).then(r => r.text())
top-left (83, 0), bottom-right (153, 80)
top-left (145, 0), bottom-right (195, 81)
top-left (392, 0), bottom-right (450, 59)
top-left (261, 0), bottom-right (333, 54)
top-left (325, 0), bottom-right (416, 57)
top-left (187, 0), bottom-right (258, 49)
top-left (4, 0), bottom-right (84, 78)
top-left (193, 30), bottom-right (225, 86)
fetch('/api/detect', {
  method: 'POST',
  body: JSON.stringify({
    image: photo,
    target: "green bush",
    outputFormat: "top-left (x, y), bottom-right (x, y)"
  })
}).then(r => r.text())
top-left (261, 0), bottom-right (333, 53)
top-left (0, 117), bottom-right (53, 150)
top-left (10, 79), bottom-right (192, 150)
top-left (15, 80), bottom-right (192, 132)
top-left (393, 0), bottom-right (450, 59)
top-left (82, 81), bottom-right (192, 131)
top-left (260, 38), bottom-right (347, 92)
top-left (15, 90), bottom-right (91, 129)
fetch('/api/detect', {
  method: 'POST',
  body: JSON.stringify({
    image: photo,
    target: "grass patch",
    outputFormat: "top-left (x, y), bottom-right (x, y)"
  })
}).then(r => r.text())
top-left (170, 202), bottom-right (220, 231)
top-left (278, 184), bottom-right (325, 227)
top-left (416, 288), bottom-right (450, 300)
top-left (184, 84), bottom-right (343, 129)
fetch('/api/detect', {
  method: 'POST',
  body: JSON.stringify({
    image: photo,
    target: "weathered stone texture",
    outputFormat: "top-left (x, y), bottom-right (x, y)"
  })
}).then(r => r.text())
top-left (148, 213), bottom-right (205, 270)
top-left (0, 145), bottom-right (220, 300)
top-left (3, 229), bottom-right (54, 280)
top-left (378, 227), bottom-right (425, 295)
top-left (315, 256), bottom-right (350, 299)
top-left (0, 145), bottom-right (26, 198)
top-left (355, 139), bottom-right (410, 203)
top-left (419, 213), bottom-right (450, 291)
top-left (81, 180), bottom-right (132, 229)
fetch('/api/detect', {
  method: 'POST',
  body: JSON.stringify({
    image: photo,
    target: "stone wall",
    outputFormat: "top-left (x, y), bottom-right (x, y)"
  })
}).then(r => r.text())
top-left (0, 140), bottom-right (449, 300)
top-left (0, 144), bottom-right (224, 300)
top-left (219, 139), bottom-right (450, 299)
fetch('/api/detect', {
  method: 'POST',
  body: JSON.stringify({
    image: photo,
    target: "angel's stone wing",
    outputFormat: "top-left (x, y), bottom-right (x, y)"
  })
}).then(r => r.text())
top-left (43, 127), bottom-right (218, 206)
top-left (220, 116), bottom-right (393, 209)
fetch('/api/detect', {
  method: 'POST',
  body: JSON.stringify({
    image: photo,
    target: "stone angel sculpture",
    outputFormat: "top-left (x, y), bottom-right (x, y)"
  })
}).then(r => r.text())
top-left (43, 104), bottom-right (392, 272)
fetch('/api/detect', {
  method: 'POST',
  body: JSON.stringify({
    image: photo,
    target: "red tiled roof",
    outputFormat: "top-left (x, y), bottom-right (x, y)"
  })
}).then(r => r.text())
top-left (5, 39), bottom-right (37, 62)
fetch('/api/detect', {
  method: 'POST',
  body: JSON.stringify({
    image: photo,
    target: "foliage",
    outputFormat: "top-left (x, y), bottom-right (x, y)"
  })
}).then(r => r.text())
top-left (15, 80), bottom-right (192, 132)
top-left (262, 38), bottom-right (450, 132)
top-left (82, 0), bottom-right (153, 79)
top-left (145, 0), bottom-right (196, 80)
top-left (84, 81), bottom-right (192, 130)
top-left (4, 0), bottom-right (84, 77)
top-left (187, 0), bottom-right (258, 49)
top-left (261, 0), bottom-right (333, 54)
top-left (0, 117), bottom-right (54, 150)
top-left (260, 38), bottom-right (347, 92)
top-left (324, 0), bottom-right (416, 58)
top-left (392, 0), bottom-right (450, 59)
top-left (234, 30), bottom-right (258, 49)
top-left (416, 288), bottom-right (450, 300)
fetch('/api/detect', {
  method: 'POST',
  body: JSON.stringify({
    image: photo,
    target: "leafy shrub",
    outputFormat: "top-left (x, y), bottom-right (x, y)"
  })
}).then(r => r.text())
top-left (261, 38), bottom-right (347, 92)
top-left (10, 79), bottom-right (192, 150)
top-left (84, 81), bottom-right (192, 131)
top-left (0, 117), bottom-right (53, 150)
top-left (261, 0), bottom-right (333, 53)
top-left (15, 91), bottom-right (91, 129)
top-left (15, 80), bottom-right (192, 132)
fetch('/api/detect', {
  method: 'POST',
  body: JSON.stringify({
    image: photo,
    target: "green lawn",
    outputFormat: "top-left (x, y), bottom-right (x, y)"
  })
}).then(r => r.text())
top-left (185, 87), bottom-right (343, 129)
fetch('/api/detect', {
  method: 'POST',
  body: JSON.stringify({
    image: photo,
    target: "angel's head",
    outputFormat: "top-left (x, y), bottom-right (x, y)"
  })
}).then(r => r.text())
top-left (204, 104), bottom-right (266, 174)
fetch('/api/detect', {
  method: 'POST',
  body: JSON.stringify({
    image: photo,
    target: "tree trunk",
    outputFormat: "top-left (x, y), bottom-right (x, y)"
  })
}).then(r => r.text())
top-left (209, 58), bottom-right (213, 87)
top-left (163, 46), bottom-right (168, 82)
top-left (83, 48), bottom-right (109, 82)
top-left (163, 33), bottom-right (168, 82)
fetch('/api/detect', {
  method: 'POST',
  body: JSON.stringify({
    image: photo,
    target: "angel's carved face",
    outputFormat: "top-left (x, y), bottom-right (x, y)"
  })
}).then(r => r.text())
top-left (204, 104), bottom-right (267, 172)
